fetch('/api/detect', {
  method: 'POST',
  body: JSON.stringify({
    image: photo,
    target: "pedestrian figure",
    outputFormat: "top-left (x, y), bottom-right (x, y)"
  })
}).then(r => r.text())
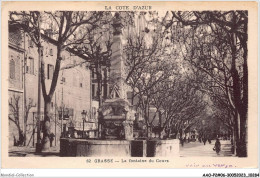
top-left (203, 138), bottom-right (207, 145)
top-left (13, 136), bottom-right (17, 146)
top-left (18, 131), bottom-right (24, 146)
top-left (180, 137), bottom-right (184, 147)
top-left (119, 128), bottom-right (125, 139)
top-left (198, 137), bottom-right (201, 143)
top-left (208, 138), bottom-right (211, 144)
top-left (213, 138), bottom-right (221, 155)
top-left (49, 133), bottom-right (55, 147)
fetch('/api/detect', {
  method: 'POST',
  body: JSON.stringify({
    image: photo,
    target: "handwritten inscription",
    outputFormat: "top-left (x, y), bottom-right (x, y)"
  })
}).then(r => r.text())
top-left (186, 163), bottom-right (236, 168)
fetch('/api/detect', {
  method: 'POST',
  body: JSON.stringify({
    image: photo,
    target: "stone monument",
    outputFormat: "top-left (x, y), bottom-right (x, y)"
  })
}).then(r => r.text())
top-left (100, 13), bottom-right (135, 140)
top-left (60, 13), bottom-right (179, 157)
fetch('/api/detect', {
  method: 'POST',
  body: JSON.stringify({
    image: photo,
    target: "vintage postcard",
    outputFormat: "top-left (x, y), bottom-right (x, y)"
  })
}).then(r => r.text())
top-left (1, 1), bottom-right (258, 170)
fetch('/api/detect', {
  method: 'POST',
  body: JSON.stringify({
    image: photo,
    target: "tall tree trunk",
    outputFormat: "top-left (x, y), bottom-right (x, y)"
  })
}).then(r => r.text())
top-left (13, 118), bottom-right (24, 146)
top-left (23, 109), bottom-right (29, 146)
top-left (239, 111), bottom-right (247, 157)
top-left (233, 112), bottom-right (241, 156)
top-left (158, 111), bottom-right (162, 138)
top-left (131, 90), bottom-right (135, 105)
top-left (232, 124), bottom-right (237, 155)
top-left (230, 29), bottom-right (247, 157)
top-left (23, 121), bottom-right (27, 146)
top-left (41, 45), bottom-right (62, 150)
top-left (96, 64), bottom-right (102, 107)
top-left (42, 97), bottom-right (51, 151)
top-left (18, 128), bottom-right (24, 145)
top-left (96, 63), bottom-right (103, 138)
top-left (145, 114), bottom-right (149, 138)
top-left (239, 34), bottom-right (248, 157)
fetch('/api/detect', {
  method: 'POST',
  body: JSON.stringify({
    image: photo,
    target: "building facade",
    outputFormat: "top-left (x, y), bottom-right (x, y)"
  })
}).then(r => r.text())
top-left (8, 25), bottom-right (25, 147)
top-left (8, 24), bottom-right (97, 147)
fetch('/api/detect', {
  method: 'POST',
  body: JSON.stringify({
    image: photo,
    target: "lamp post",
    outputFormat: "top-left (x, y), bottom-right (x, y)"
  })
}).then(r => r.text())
top-left (32, 112), bottom-right (35, 147)
top-left (58, 107), bottom-right (64, 137)
top-left (81, 110), bottom-right (87, 139)
top-left (58, 105), bottom-right (69, 138)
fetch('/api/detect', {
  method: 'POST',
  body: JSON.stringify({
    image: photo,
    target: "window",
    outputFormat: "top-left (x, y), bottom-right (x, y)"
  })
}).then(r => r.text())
top-left (49, 48), bottom-right (53, 56)
top-left (92, 69), bottom-right (95, 79)
top-left (103, 84), bottom-right (108, 98)
top-left (80, 83), bottom-right (83, 88)
top-left (61, 77), bottom-right (66, 84)
top-left (26, 57), bottom-right (34, 74)
top-left (29, 39), bottom-right (34, 48)
top-left (102, 68), bottom-right (107, 79)
top-left (47, 64), bottom-right (54, 80)
top-left (102, 84), bottom-right (108, 98)
top-left (10, 98), bottom-right (13, 104)
top-left (92, 107), bottom-right (97, 120)
top-left (45, 46), bottom-right (49, 57)
top-left (10, 58), bottom-right (15, 79)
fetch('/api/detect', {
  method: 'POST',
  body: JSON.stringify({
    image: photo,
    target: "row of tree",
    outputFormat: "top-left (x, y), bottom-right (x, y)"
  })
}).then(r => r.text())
top-left (165, 11), bottom-right (248, 156)
top-left (9, 11), bottom-right (247, 157)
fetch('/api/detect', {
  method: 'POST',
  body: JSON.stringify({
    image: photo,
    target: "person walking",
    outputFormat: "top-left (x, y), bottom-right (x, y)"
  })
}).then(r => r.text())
top-left (214, 138), bottom-right (221, 155)
top-left (198, 137), bottom-right (202, 143)
top-left (180, 137), bottom-right (184, 147)
top-left (49, 133), bottom-right (55, 147)
top-left (203, 137), bottom-right (207, 145)
top-left (208, 138), bottom-right (211, 144)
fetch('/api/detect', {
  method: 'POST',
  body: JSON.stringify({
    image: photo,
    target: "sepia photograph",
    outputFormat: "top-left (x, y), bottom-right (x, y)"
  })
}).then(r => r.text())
top-left (1, 1), bottom-right (258, 171)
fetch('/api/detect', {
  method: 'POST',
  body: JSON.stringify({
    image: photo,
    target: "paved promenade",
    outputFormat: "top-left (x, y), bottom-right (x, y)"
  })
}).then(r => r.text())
top-left (180, 140), bottom-right (233, 157)
top-left (9, 146), bottom-right (60, 157)
top-left (9, 140), bottom-right (233, 157)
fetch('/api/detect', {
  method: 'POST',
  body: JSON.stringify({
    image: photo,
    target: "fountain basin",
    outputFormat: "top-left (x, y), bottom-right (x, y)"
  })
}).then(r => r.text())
top-left (60, 138), bottom-right (179, 157)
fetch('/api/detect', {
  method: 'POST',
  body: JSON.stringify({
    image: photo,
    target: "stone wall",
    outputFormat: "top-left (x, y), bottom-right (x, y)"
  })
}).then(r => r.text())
top-left (60, 138), bottom-right (179, 157)
top-left (60, 139), bottom-right (130, 157)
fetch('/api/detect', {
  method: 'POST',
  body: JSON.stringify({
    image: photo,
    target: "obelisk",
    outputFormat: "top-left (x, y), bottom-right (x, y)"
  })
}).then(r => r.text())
top-left (101, 12), bottom-right (135, 140)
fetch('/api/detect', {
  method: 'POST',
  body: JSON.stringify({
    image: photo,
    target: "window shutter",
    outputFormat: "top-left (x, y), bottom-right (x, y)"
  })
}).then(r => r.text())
top-left (45, 46), bottom-right (48, 57)
top-left (47, 64), bottom-right (54, 80)
top-left (26, 66), bottom-right (29, 73)
top-left (49, 49), bottom-right (53, 56)
top-left (43, 64), bottom-right (47, 79)
top-left (92, 68), bottom-right (95, 79)
top-left (29, 39), bottom-right (34, 48)
top-left (10, 59), bottom-right (15, 79)
top-left (92, 84), bottom-right (96, 97)
top-left (61, 77), bottom-right (66, 84)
